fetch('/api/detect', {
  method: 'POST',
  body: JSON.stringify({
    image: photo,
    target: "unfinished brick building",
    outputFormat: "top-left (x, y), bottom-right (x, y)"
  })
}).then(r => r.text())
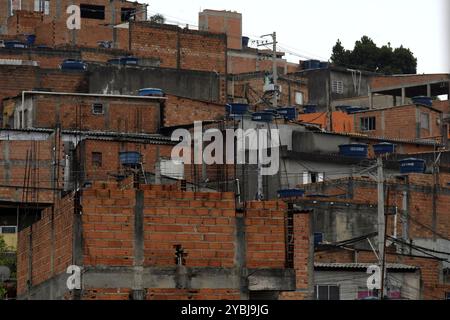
top-left (16, 180), bottom-right (313, 300)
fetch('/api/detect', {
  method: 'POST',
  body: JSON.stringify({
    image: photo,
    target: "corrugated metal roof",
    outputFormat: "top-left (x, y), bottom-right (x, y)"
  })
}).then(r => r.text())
top-left (314, 262), bottom-right (418, 271)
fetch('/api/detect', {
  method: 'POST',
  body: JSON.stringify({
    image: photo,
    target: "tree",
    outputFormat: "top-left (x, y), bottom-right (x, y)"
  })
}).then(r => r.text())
top-left (330, 36), bottom-right (417, 74)
top-left (150, 14), bottom-right (166, 24)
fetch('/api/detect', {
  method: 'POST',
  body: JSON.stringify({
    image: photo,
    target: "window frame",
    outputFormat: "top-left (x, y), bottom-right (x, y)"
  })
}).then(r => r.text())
top-left (360, 116), bottom-right (376, 131)
top-left (332, 80), bottom-right (344, 94)
top-left (420, 112), bottom-right (430, 130)
top-left (92, 103), bottom-right (104, 115)
top-left (91, 152), bottom-right (103, 168)
top-left (314, 284), bottom-right (340, 300)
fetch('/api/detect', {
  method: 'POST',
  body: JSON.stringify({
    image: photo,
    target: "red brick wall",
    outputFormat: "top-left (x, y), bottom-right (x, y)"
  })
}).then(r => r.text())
top-left (0, 135), bottom-right (64, 203)
top-left (130, 22), bottom-right (227, 74)
top-left (199, 10), bottom-right (242, 50)
top-left (371, 74), bottom-right (449, 91)
top-left (6, 10), bottom-right (43, 35)
top-left (81, 184), bottom-right (136, 266)
top-left (81, 140), bottom-right (174, 183)
top-left (17, 193), bottom-right (75, 296)
top-left (29, 94), bottom-right (160, 133)
top-left (245, 201), bottom-right (287, 268)
top-left (164, 94), bottom-right (226, 127)
top-left (147, 289), bottom-right (240, 300)
top-left (354, 105), bottom-right (442, 141)
top-left (142, 185), bottom-right (236, 267)
top-left (0, 65), bottom-right (88, 109)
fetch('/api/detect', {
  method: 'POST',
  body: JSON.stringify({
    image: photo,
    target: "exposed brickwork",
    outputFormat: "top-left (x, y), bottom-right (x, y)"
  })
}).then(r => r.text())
top-left (199, 10), bottom-right (242, 50)
top-left (370, 74), bottom-right (450, 91)
top-left (164, 94), bottom-right (226, 127)
top-left (146, 288), bottom-right (240, 300)
top-left (80, 139), bottom-right (174, 183)
top-left (82, 184), bottom-right (136, 266)
top-left (142, 185), bottom-right (236, 268)
top-left (130, 22), bottom-right (227, 74)
top-left (12, 93), bottom-right (162, 133)
top-left (353, 104), bottom-right (443, 141)
top-left (245, 201), bottom-right (287, 268)
top-left (0, 134), bottom-right (64, 203)
top-left (17, 193), bottom-right (75, 296)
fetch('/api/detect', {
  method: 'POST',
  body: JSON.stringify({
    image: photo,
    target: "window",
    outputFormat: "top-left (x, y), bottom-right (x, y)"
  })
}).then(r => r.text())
top-left (332, 80), bottom-right (344, 94)
top-left (0, 226), bottom-right (17, 234)
top-left (446, 292), bottom-right (450, 300)
top-left (121, 8), bottom-right (136, 22)
top-left (295, 92), bottom-right (304, 105)
top-left (34, 0), bottom-right (50, 15)
top-left (444, 269), bottom-right (450, 284)
top-left (80, 4), bottom-right (105, 20)
top-left (302, 172), bottom-right (324, 185)
top-left (92, 103), bottom-right (104, 115)
top-left (92, 152), bottom-right (102, 168)
top-left (420, 112), bottom-right (430, 130)
top-left (314, 285), bottom-right (340, 300)
top-left (360, 117), bottom-right (376, 131)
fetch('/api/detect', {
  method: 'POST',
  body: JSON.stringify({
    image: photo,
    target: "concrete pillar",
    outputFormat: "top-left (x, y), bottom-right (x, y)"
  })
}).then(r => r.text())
top-left (401, 87), bottom-right (406, 105)
top-left (427, 84), bottom-right (432, 97)
top-left (368, 86), bottom-right (373, 109)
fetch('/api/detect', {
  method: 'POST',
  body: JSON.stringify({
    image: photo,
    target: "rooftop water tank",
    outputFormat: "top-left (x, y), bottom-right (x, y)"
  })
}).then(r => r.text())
top-left (242, 36), bottom-right (250, 48)
top-left (399, 158), bottom-right (426, 174)
top-left (277, 189), bottom-right (305, 199)
top-left (4, 41), bottom-right (27, 49)
top-left (373, 143), bottom-right (396, 156)
top-left (226, 103), bottom-right (248, 115)
top-left (277, 107), bottom-right (297, 120)
top-left (138, 88), bottom-right (164, 97)
top-left (60, 59), bottom-right (87, 71)
top-left (119, 152), bottom-right (142, 168)
top-left (303, 104), bottom-right (317, 114)
top-left (412, 96), bottom-right (432, 107)
top-left (25, 34), bottom-right (36, 46)
top-left (252, 112), bottom-right (274, 122)
top-left (339, 143), bottom-right (368, 159)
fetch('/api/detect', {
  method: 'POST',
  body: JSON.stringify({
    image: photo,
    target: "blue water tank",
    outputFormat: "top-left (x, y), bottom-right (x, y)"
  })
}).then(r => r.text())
top-left (278, 189), bottom-right (305, 198)
top-left (119, 152), bottom-right (142, 168)
top-left (319, 62), bottom-right (329, 69)
top-left (304, 59), bottom-right (321, 70)
top-left (26, 35), bottom-right (36, 46)
top-left (303, 104), bottom-right (317, 114)
top-left (373, 143), bottom-right (396, 156)
top-left (412, 96), bottom-right (432, 107)
top-left (226, 103), bottom-right (248, 115)
top-left (4, 41), bottom-right (27, 49)
top-left (138, 88), bottom-right (164, 97)
top-left (339, 144), bottom-right (368, 159)
top-left (399, 158), bottom-right (426, 174)
top-left (278, 107), bottom-right (297, 120)
top-left (60, 59), bottom-right (87, 71)
top-left (252, 112), bottom-right (274, 122)
top-left (242, 36), bottom-right (250, 48)
top-left (314, 233), bottom-right (324, 246)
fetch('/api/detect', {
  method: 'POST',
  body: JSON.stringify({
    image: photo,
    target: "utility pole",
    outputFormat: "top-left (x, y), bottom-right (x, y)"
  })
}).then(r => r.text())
top-left (271, 32), bottom-right (278, 109)
top-left (377, 157), bottom-right (386, 299)
top-left (259, 32), bottom-right (278, 108)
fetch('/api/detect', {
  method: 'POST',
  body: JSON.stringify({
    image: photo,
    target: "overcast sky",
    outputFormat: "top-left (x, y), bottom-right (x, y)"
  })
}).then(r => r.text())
top-left (143, 0), bottom-right (449, 74)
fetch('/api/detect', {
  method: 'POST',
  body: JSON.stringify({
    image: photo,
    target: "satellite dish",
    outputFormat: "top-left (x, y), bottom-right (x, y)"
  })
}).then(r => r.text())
top-left (0, 266), bottom-right (11, 281)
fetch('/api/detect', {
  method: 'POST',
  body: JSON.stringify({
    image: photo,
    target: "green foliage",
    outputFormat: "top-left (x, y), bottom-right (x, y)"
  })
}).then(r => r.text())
top-left (330, 36), bottom-right (417, 74)
top-left (150, 13), bottom-right (166, 24)
top-left (0, 236), bottom-right (16, 299)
